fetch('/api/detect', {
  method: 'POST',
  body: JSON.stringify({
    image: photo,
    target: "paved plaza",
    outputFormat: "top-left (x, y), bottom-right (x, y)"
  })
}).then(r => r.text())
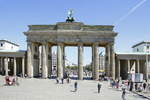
top-left (0, 76), bottom-right (148, 100)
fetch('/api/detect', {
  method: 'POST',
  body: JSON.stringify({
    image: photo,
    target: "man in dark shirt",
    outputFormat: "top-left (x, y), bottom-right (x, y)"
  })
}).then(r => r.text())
top-left (74, 81), bottom-right (78, 92)
top-left (122, 88), bottom-right (126, 100)
top-left (98, 83), bottom-right (102, 93)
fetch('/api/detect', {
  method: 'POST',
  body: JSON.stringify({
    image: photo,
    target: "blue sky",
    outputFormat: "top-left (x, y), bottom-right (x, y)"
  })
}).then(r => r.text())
top-left (0, 0), bottom-right (150, 65)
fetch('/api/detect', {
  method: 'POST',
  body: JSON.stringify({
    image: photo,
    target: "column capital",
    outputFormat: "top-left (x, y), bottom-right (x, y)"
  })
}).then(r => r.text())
top-left (93, 42), bottom-right (99, 46)
top-left (136, 59), bottom-right (140, 61)
top-left (78, 43), bottom-right (83, 46)
top-left (106, 42), bottom-right (114, 47)
top-left (27, 41), bottom-right (33, 45)
top-left (106, 44), bottom-right (110, 48)
top-left (5, 57), bottom-right (8, 59)
top-left (57, 42), bottom-right (64, 46)
top-left (41, 42), bottom-right (48, 45)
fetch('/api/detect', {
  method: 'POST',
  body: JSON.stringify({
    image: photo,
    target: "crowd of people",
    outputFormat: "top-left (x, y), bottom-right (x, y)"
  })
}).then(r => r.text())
top-left (128, 80), bottom-right (150, 92)
top-left (2, 73), bottom-right (150, 100)
top-left (108, 78), bottom-right (150, 100)
top-left (55, 72), bottom-right (103, 93)
top-left (109, 78), bottom-right (150, 92)
top-left (5, 76), bottom-right (19, 86)
top-left (56, 77), bottom-right (70, 84)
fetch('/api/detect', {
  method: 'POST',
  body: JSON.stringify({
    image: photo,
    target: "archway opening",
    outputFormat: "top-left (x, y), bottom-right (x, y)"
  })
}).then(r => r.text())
top-left (65, 46), bottom-right (78, 79)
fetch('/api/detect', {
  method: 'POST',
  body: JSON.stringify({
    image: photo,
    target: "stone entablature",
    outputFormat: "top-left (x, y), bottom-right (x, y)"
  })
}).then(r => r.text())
top-left (0, 51), bottom-right (25, 57)
top-left (27, 22), bottom-right (114, 31)
top-left (117, 53), bottom-right (150, 60)
top-left (24, 22), bottom-right (117, 46)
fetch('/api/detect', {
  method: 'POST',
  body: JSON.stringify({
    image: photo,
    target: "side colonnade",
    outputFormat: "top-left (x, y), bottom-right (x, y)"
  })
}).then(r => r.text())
top-left (117, 57), bottom-right (149, 80)
top-left (0, 56), bottom-right (25, 77)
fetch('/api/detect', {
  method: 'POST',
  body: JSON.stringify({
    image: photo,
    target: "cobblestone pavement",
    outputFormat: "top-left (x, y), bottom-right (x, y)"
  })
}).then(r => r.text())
top-left (0, 76), bottom-right (148, 100)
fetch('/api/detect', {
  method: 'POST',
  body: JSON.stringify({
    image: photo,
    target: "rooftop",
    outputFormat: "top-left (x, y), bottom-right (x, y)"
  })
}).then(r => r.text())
top-left (116, 51), bottom-right (150, 55)
top-left (0, 40), bottom-right (19, 46)
top-left (132, 41), bottom-right (150, 48)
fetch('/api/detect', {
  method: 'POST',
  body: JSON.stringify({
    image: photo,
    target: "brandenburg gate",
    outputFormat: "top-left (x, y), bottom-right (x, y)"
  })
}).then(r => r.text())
top-left (24, 22), bottom-right (117, 80)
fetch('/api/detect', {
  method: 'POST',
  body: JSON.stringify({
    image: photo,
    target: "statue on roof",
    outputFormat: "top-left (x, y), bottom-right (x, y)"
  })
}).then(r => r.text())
top-left (68, 9), bottom-right (73, 18)
top-left (66, 9), bottom-right (75, 23)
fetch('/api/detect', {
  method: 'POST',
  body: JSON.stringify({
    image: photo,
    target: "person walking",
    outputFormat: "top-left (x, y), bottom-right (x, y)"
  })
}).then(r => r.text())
top-left (56, 77), bottom-right (59, 84)
top-left (135, 83), bottom-right (138, 91)
top-left (67, 78), bottom-right (70, 83)
top-left (74, 81), bottom-right (78, 92)
top-left (143, 82), bottom-right (147, 91)
top-left (97, 83), bottom-right (102, 93)
top-left (116, 80), bottom-right (119, 89)
top-left (61, 78), bottom-right (64, 84)
top-left (122, 88), bottom-right (126, 100)
top-left (129, 82), bottom-right (133, 91)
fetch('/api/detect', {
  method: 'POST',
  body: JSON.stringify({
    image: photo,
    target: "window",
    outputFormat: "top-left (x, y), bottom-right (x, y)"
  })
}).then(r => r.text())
top-left (11, 46), bottom-right (13, 49)
top-left (137, 48), bottom-right (139, 52)
top-left (0, 43), bottom-right (3, 47)
top-left (147, 46), bottom-right (149, 49)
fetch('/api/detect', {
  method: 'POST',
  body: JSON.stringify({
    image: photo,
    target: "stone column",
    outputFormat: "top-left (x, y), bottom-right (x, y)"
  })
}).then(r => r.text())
top-left (78, 43), bottom-right (84, 80)
top-left (110, 44), bottom-right (115, 79)
top-left (4, 57), bottom-right (8, 76)
top-left (22, 57), bottom-right (25, 77)
top-left (63, 46), bottom-right (65, 76)
top-left (148, 60), bottom-right (150, 78)
top-left (93, 43), bottom-right (99, 80)
top-left (0, 57), bottom-right (2, 74)
top-left (57, 43), bottom-right (64, 78)
top-left (14, 57), bottom-right (17, 76)
top-left (146, 57), bottom-right (148, 79)
top-left (27, 42), bottom-right (34, 78)
top-left (127, 60), bottom-right (130, 73)
top-left (39, 46), bottom-right (42, 75)
top-left (1, 57), bottom-right (4, 75)
top-left (137, 59), bottom-right (140, 73)
top-left (41, 43), bottom-right (48, 78)
top-left (48, 45), bottom-right (52, 77)
top-left (118, 59), bottom-right (120, 79)
top-left (105, 44), bottom-right (111, 77)
top-left (99, 54), bottom-right (101, 71)
top-left (0, 57), bottom-right (2, 73)
top-left (92, 45), bottom-right (95, 79)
